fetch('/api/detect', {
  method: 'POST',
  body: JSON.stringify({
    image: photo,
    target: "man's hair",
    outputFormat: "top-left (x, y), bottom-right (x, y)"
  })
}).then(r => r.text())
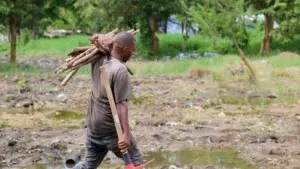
top-left (114, 32), bottom-right (136, 47)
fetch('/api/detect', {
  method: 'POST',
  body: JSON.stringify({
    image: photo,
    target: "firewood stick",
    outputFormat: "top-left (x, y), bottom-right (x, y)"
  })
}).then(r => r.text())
top-left (56, 68), bottom-right (65, 75)
top-left (71, 53), bottom-right (100, 70)
top-left (66, 46), bottom-right (97, 68)
top-left (54, 67), bottom-right (61, 74)
top-left (132, 29), bottom-right (140, 35)
top-left (127, 29), bottom-right (134, 34)
top-left (71, 56), bottom-right (99, 70)
top-left (90, 39), bottom-right (109, 53)
top-left (68, 46), bottom-right (90, 56)
top-left (107, 28), bottom-right (119, 37)
top-left (60, 69), bottom-right (79, 87)
top-left (65, 57), bottom-right (73, 62)
top-left (72, 48), bottom-right (99, 67)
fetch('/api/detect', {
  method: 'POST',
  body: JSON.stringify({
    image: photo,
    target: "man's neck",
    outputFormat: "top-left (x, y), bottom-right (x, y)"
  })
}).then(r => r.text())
top-left (111, 50), bottom-right (123, 62)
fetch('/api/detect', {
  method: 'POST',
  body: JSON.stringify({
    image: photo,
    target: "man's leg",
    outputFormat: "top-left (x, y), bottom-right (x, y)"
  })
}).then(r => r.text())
top-left (73, 136), bottom-right (108, 169)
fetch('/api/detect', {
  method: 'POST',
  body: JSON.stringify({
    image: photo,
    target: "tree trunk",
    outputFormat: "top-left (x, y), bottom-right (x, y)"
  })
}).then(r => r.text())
top-left (182, 22), bottom-right (188, 52)
top-left (163, 18), bottom-right (168, 33)
top-left (260, 14), bottom-right (273, 54)
top-left (233, 37), bottom-right (256, 82)
top-left (148, 14), bottom-right (159, 55)
top-left (9, 15), bottom-right (17, 64)
top-left (32, 24), bottom-right (39, 39)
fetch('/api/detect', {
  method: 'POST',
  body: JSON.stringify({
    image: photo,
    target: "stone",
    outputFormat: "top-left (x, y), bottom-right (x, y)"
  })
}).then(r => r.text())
top-left (203, 52), bottom-right (220, 57)
top-left (166, 121), bottom-right (178, 126)
top-left (194, 106), bottom-right (203, 112)
top-left (169, 165), bottom-right (182, 169)
top-left (218, 112), bottom-right (226, 118)
top-left (15, 100), bottom-right (34, 108)
top-left (56, 93), bottom-right (68, 103)
top-left (266, 93), bottom-right (278, 99)
top-left (8, 140), bottom-right (17, 147)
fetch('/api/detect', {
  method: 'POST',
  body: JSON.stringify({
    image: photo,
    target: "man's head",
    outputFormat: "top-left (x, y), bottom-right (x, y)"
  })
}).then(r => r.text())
top-left (112, 32), bottom-right (136, 63)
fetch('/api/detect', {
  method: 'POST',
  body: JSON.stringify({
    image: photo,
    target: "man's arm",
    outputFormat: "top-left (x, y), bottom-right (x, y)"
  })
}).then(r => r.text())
top-left (116, 101), bottom-right (130, 135)
top-left (113, 67), bottom-right (133, 152)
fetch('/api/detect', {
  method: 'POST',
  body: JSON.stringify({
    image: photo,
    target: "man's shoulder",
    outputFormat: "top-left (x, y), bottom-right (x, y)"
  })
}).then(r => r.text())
top-left (110, 59), bottom-right (127, 74)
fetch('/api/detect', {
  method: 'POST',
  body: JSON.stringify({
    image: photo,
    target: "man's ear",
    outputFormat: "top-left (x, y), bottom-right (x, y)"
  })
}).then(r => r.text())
top-left (123, 47), bottom-right (128, 51)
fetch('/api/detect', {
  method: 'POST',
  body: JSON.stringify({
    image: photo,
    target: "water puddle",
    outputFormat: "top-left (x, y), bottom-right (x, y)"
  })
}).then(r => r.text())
top-left (10, 149), bottom-right (255, 169)
top-left (144, 150), bottom-right (255, 168)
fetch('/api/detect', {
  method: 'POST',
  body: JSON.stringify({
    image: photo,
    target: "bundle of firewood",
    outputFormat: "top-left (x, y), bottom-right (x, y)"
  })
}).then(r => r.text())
top-left (54, 28), bottom-right (139, 87)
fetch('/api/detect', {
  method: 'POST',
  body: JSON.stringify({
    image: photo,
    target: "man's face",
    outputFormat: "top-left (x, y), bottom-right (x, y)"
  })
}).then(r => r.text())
top-left (123, 42), bottom-right (136, 63)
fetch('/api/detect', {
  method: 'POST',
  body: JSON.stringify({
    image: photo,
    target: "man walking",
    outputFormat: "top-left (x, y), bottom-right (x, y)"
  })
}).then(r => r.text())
top-left (74, 32), bottom-right (144, 169)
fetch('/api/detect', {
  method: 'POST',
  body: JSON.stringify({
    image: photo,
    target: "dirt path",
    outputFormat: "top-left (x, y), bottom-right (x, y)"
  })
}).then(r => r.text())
top-left (1, 74), bottom-right (300, 169)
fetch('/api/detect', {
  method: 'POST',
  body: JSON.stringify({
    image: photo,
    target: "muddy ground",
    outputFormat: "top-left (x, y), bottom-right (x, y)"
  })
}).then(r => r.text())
top-left (1, 63), bottom-right (300, 169)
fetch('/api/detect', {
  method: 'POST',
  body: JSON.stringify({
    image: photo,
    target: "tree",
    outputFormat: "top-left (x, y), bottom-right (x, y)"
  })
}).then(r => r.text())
top-left (0, 0), bottom-right (31, 64)
top-left (177, 0), bottom-right (202, 52)
top-left (0, 0), bottom-right (74, 64)
top-left (77, 0), bottom-right (181, 58)
top-left (275, 0), bottom-right (300, 40)
top-left (73, 0), bottom-right (138, 34)
top-left (190, 0), bottom-right (256, 81)
top-left (134, 0), bottom-right (181, 57)
top-left (247, 0), bottom-right (286, 54)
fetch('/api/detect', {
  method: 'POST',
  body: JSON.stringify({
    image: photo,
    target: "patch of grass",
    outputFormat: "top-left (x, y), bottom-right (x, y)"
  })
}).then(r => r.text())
top-left (225, 109), bottom-right (264, 116)
top-left (131, 95), bottom-right (155, 105)
top-left (268, 55), bottom-right (300, 68)
top-left (0, 63), bottom-right (41, 74)
top-left (249, 98), bottom-right (273, 106)
top-left (218, 95), bottom-right (248, 105)
top-left (181, 109), bottom-right (202, 124)
top-left (7, 35), bottom-right (90, 57)
top-left (0, 43), bottom-right (10, 54)
top-left (128, 55), bottom-right (240, 76)
top-left (49, 110), bottom-right (85, 120)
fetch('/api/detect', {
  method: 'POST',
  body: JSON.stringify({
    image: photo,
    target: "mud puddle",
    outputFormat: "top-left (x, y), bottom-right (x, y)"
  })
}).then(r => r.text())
top-left (10, 149), bottom-right (255, 169)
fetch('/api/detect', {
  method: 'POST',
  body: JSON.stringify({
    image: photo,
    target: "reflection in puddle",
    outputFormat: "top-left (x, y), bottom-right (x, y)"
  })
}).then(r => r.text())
top-left (144, 149), bottom-right (255, 169)
top-left (10, 149), bottom-right (255, 169)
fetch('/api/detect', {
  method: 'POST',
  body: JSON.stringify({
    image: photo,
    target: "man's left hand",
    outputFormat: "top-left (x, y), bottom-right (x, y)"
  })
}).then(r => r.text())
top-left (118, 133), bottom-right (130, 153)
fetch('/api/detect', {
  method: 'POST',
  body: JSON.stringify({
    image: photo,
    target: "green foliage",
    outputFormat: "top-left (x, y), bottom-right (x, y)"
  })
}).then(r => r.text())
top-left (20, 28), bottom-right (32, 45)
top-left (276, 0), bottom-right (300, 39)
top-left (0, 43), bottom-right (10, 53)
top-left (189, 0), bottom-right (249, 49)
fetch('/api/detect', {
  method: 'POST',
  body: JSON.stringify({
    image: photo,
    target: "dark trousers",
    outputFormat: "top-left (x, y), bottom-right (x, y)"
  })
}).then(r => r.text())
top-left (73, 133), bottom-right (144, 169)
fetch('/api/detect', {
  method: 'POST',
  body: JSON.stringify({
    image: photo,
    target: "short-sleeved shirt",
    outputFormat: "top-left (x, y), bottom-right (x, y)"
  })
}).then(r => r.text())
top-left (86, 56), bottom-right (133, 137)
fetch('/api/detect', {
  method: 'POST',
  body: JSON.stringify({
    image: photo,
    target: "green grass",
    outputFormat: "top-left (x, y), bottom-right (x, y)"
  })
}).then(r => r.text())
top-left (128, 55), bottom-right (240, 76)
top-left (1, 35), bottom-right (90, 57)
top-left (0, 63), bottom-right (41, 74)
top-left (1, 53), bottom-right (299, 76)
top-left (268, 55), bottom-right (300, 67)
top-left (154, 34), bottom-right (234, 58)
top-left (1, 30), bottom-right (300, 60)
